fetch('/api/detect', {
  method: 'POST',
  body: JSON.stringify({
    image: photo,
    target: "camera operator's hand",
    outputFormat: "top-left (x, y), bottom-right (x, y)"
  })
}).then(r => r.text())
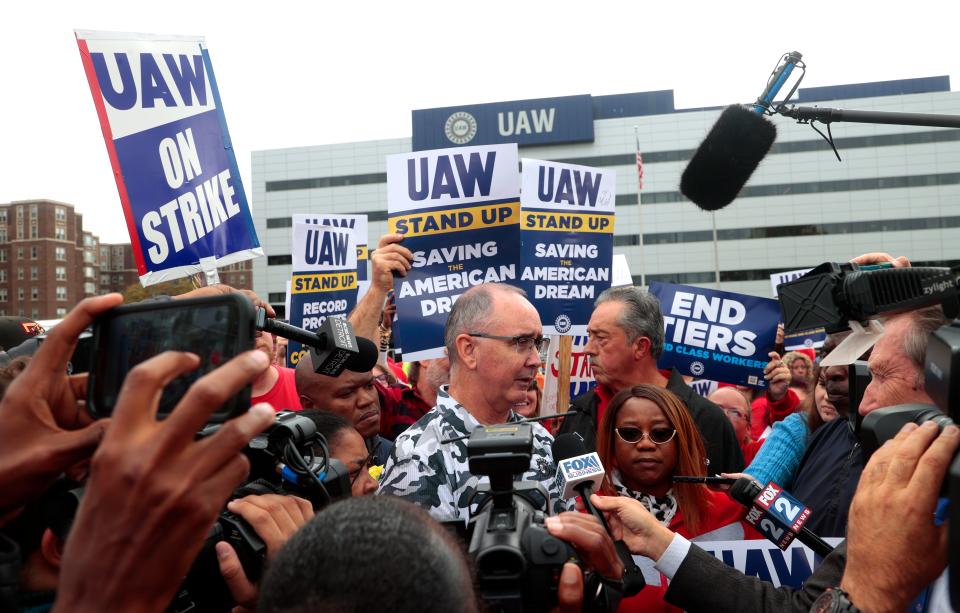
top-left (850, 252), bottom-right (911, 269)
top-left (588, 494), bottom-right (676, 561)
top-left (215, 494), bottom-right (314, 612)
top-left (840, 421), bottom-right (959, 613)
top-left (55, 350), bottom-right (276, 613)
top-left (0, 293), bottom-right (122, 524)
top-left (553, 562), bottom-right (584, 613)
top-left (763, 351), bottom-right (791, 402)
top-left (544, 512), bottom-right (623, 581)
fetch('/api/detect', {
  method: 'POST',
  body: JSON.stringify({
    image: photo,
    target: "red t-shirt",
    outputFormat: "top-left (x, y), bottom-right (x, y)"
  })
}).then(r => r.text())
top-left (251, 366), bottom-right (303, 413)
top-left (615, 489), bottom-right (762, 613)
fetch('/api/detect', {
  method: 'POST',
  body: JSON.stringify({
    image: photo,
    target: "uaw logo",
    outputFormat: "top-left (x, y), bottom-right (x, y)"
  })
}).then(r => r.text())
top-left (554, 313), bottom-right (572, 334)
top-left (444, 111), bottom-right (478, 145)
top-left (690, 360), bottom-right (706, 376)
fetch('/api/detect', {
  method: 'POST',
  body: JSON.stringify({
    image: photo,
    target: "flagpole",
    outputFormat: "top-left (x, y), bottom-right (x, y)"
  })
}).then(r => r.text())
top-left (634, 126), bottom-right (646, 289)
top-left (712, 212), bottom-right (720, 288)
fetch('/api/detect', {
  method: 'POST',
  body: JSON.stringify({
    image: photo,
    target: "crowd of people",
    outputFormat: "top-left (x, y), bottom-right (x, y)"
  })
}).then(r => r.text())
top-left (0, 238), bottom-right (955, 613)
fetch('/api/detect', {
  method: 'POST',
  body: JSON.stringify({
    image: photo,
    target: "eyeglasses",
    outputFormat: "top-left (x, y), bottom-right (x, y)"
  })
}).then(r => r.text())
top-left (467, 332), bottom-right (546, 354)
top-left (614, 426), bottom-right (677, 445)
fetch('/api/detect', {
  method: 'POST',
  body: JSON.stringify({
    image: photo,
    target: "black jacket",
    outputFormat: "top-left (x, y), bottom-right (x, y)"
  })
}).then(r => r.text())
top-left (789, 417), bottom-right (864, 538)
top-left (665, 539), bottom-right (846, 612)
top-left (557, 369), bottom-right (745, 475)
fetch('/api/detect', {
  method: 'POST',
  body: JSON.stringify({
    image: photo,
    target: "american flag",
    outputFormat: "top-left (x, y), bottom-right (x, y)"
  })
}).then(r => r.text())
top-left (635, 134), bottom-right (644, 191)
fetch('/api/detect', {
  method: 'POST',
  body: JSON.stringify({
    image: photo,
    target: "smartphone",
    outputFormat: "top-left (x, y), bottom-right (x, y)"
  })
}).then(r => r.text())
top-left (87, 294), bottom-right (256, 421)
top-left (672, 475), bottom-right (737, 485)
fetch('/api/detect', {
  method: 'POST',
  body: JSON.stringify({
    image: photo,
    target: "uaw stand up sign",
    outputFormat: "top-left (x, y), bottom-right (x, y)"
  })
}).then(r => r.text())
top-left (286, 222), bottom-right (358, 368)
top-left (294, 214), bottom-right (370, 300)
top-left (519, 159), bottom-right (615, 336)
top-left (386, 143), bottom-right (520, 361)
top-left (76, 30), bottom-right (262, 286)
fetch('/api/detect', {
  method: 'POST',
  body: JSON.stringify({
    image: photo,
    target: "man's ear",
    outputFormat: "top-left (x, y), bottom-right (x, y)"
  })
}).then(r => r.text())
top-left (299, 394), bottom-right (316, 409)
top-left (40, 529), bottom-right (63, 569)
top-left (634, 335), bottom-right (652, 360)
top-left (455, 333), bottom-right (479, 370)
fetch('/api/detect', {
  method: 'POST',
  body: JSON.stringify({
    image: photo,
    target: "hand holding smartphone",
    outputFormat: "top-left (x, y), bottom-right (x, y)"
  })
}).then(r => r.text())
top-left (87, 294), bottom-right (256, 421)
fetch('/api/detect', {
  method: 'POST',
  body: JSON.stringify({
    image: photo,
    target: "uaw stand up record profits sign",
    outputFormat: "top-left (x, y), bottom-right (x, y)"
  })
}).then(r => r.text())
top-left (286, 222), bottom-right (358, 368)
top-left (76, 31), bottom-right (262, 286)
top-left (520, 159), bottom-right (615, 336)
top-left (387, 143), bottom-right (521, 361)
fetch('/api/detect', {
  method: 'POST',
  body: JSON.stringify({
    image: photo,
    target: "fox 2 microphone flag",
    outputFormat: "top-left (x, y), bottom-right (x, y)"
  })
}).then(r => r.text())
top-left (76, 30), bottom-right (263, 287)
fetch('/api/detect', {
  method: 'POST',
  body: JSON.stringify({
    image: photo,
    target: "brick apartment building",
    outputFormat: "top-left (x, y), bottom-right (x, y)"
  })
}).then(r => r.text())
top-left (0, 199), bottom-right (252, 319)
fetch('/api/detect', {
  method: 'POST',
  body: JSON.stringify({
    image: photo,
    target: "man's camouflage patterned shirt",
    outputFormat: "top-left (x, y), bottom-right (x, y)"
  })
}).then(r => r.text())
top-left (377, 387), bottom-right (564, 522)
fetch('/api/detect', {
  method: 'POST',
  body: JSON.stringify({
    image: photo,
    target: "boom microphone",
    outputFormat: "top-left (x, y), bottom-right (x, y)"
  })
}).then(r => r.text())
top-left (680, 51), bottom-right (803, 212)
top-left (729, 477), bottom-right (834, 558)
top-left (679, 105), bottom-right (776, 211)
top-left (552, 434), bottom-right (645, 596)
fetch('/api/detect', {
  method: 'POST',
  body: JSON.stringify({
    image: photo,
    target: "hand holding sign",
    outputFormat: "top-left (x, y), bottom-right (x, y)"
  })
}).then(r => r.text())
top-left (371, 233), bottom-right (414, 291)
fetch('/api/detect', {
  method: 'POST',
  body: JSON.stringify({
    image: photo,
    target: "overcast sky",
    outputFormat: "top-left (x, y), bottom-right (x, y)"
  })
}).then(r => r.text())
top-left (2, 1), bottom-right (958, 243)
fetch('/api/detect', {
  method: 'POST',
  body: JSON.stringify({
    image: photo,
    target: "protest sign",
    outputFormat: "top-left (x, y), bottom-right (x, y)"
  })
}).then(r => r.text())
top-left (632, 537), bottom-right (844, 589)
top-left (519, 159), bottom-right (615, 335)
top-left (611, 253), bottom-right (633, 287)
top-left (286, 222), bottom-right (357, 368)
top-left (386, 143), bottom-right (520, 360)
top-left (76, 30), bottom-right (261, 286)
top-left (770, 268), bottom-right (812, 298)
top-left (542, 334), bottom-right (596, 415)
top-left (294, 214), bottom-right (369, 299)
top-left (649, 283), bottom-right (780, 388)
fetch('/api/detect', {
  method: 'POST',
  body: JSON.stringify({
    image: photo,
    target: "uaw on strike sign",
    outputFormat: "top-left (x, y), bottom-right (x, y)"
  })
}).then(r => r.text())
top-left (76, 31), bottom-right (261, 286)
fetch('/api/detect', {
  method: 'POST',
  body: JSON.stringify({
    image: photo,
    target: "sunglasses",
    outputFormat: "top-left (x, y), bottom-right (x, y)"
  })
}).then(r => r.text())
top-left (614, 426), bottom-right (677, 445)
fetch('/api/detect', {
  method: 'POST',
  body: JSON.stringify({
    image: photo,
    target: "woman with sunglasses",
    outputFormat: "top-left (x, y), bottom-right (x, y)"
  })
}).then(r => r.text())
top-left (596, 384), bottom-right (760, 612)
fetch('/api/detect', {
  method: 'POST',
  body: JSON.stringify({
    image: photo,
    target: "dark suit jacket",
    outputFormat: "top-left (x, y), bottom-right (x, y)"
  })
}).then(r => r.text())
top-left (664, 540), bottom-right (846, 612)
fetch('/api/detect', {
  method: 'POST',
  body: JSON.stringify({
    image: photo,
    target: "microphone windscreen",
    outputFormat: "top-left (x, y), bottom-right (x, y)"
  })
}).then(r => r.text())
top-left (729, 476), bottom-right (763, 507)
top-left (680, 105), bottom-right (777, 211)
top-left (552, 433), bottom-right (587, 463)
top-left (346, 336), bottom-right (380, 372)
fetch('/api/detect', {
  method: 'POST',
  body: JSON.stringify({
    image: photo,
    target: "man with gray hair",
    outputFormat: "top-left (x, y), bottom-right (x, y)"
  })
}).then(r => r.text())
top-left (378, 283), bottom-right (563, 521)
top-left (558, 286), bottom-right (744, 474)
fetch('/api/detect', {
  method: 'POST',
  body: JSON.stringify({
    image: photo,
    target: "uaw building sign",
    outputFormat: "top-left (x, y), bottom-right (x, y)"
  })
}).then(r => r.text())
top-left (412, 95), bottom-right (595, 151)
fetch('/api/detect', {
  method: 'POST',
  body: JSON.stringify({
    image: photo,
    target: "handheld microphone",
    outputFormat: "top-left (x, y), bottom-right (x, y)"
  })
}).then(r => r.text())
top-left (729, 477), bottom-right (834, 558)
top-left (257, 307), bottom-right (378, 375)
top-left (552, 434), bottom-right (645, 596)
top-left (680, 51), bottom-right (803, 212)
